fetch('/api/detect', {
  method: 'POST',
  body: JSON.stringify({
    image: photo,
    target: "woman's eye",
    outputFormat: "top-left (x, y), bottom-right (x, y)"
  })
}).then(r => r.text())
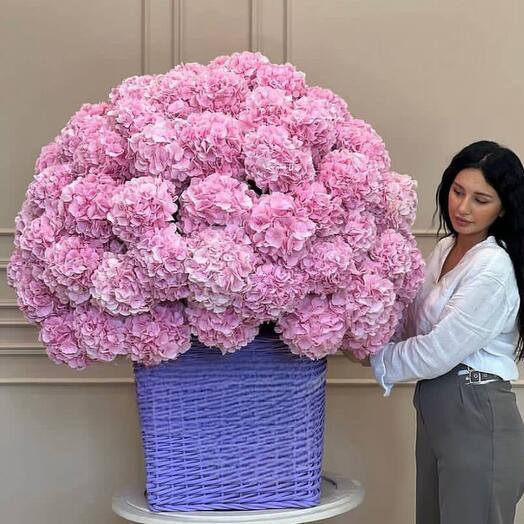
top-left (453, 188), bottom-right (462, 195)
top-left (476, 199), bottom-right (488, 204)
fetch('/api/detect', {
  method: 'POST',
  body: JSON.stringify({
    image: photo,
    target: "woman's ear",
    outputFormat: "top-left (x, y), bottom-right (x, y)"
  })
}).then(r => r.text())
top-left (499, 209), bottom-right (505, 218)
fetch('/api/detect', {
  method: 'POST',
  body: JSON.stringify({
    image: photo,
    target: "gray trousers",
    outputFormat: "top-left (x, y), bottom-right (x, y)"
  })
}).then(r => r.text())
top-left (414, 365), bottom-right (524, 524)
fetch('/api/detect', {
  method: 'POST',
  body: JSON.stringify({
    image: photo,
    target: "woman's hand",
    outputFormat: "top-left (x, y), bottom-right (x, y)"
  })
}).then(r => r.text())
top-left (340, 348), bottom-right (371, 366)
top-left (360, 356), bottom-right (371, 367)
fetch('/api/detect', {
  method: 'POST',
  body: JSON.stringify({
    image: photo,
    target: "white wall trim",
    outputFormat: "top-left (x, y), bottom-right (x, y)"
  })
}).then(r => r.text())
top-left (0, 342), bottom-right (42, 350)
top-left (0, 376), bottom-right (523, 387)
top-left (0, 349), bottom-right (43, 356)
top-left (0, 378), bottom-right (135, 385)
top-left (0, 300), bottom-right (18, 307)
top-left (0, 320), bottom-right (35, 327)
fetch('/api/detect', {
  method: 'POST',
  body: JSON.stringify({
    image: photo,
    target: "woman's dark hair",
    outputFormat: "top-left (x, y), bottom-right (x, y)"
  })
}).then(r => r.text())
top-left (433, 140), bottom-right (524, 361)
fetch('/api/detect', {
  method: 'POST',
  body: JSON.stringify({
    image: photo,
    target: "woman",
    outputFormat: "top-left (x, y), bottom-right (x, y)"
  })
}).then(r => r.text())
top-left (364, 141), bottom-right (524, 523)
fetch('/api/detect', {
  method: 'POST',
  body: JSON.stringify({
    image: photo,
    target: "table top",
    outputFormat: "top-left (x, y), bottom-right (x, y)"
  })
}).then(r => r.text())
top-left (112, 472), bottom-right (364, 524)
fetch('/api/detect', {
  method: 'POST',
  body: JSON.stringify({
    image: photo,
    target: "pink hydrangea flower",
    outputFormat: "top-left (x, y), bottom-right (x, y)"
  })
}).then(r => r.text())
top-left (185, 226), bottom-right (256, 312)
top-left (210, 51), bottom-right (271, 88)
top-left (369, 230), bottom-right (425, 296)
top-left (35, 142), bottom-right (63, 172)
top-left (376, 171), bottom-right (418, 232)
top-left (14, 200), bottom-right (44, 240)
top-left (68, 113), bottom-right (127, 178)
top-left (255, 63), bottom-right (307, 98)
top-left (239, 87), bottom-right (292, 129)
top-left (292, 181), bottom-right (347, 237)
top-left (18, 210), bottom-right (64, 261)
top-left (90, 252), bottom-right (153, 316)
top-left (184, 68), bottom-right (249, 115)
top-left (307, 86), bottom-right (350, 118)
top-left (73, 305), bottom-right (128, 362)
top-left (318, 150), bottom-right (382, 210)
top-left (27, 164), bottom-right (75, 213)
top-left (58, 172), bottom-right (118, 241)
top-left (178, 112), bottom-right (244, 178)
top-left (186, 302), bottom-right (259, 354)
top-left (299, 237), bottom-right (359, 294)
top-left (276, 294), bottom-right (347, 359)
top-left (342, 209), bottom-right (378, 257)
top-left (128, 118), bottom-right (191, 189)
top-left (336, 118), bottom-right (391, 173)
top-left (40, 311), bottom-right (91, 369)
top-left (178, 173), bottom-right (255, 234)
top-left (108, 176), bottom-right (178, 243)
top-left (337, 274), bottom-right (398, 358)
top-left (393, 234), bottom-right (425, 304)
top-left (150, 63), bottom-right (213, 121)
top-left (284, 96), bottom-right (342, 164)
top-left (126, 303), bottom-right (191, 366)
top-left (58, 103), bottom-right (108, 157)
top-left (340, 308), bottom-right (399, 359)
top-left (7, 250), bottom-right (68, 323)
top-left (42, 236), bottom-right (103, 305)
top-left (131, 226), bottom-right (189, 302)
top-left (243, 262), bottom-right (309, 321)
top-left (108, 74), bottom-right (162, 137)
top-left (246, 192), bottom-right (316, 267)
top-left (243, 125), bottom-right (315, 193)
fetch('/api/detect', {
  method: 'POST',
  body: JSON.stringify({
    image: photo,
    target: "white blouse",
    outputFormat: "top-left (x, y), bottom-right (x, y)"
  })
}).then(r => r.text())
top-left (370, 235), bottom-right (520, 396)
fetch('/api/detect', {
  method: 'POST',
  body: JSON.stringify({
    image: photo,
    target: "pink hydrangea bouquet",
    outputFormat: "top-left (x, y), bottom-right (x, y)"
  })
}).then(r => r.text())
top-left (7, 52), bottom-right (424, 369)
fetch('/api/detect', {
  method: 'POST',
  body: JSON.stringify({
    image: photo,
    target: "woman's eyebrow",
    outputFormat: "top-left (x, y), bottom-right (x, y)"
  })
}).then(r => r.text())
top-left (452, 182), bottom-right (495, 198)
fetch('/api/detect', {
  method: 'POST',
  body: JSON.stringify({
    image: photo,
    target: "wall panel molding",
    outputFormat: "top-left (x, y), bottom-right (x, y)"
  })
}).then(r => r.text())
top-left (0, 301), bottom-right (20, 308)
top-left (141, 0), bottom-right (151, 74)
top-left (0, 320), bottom-right (34, 327)
top-left (283, 0), bottom-right (292, 62)
top-left (0, 343), bottom-right (42, 349)
top-left (249, 0), bottom-right (262, 52)
top-left (0, 377), bottom-right (134, 385)
top-left (0, 376), bottom-right (523, 387)
top-left (0, 348), bottom-right (43, 356)
top-left (172, 0), bottom-right (183, 66)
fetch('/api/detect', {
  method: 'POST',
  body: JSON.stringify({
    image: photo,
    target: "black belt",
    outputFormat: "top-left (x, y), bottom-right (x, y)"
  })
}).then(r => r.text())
top-left (456, 364), bottom-right (503, 385)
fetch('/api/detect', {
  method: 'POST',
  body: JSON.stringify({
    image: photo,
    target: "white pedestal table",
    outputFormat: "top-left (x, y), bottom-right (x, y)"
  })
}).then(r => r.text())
top-left (112, 472), bottom-right (364, 524)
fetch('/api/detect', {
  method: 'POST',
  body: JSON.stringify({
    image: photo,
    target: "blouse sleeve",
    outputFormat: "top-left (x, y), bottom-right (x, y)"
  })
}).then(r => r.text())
top-left (370, 273), bottom-right (511, 396)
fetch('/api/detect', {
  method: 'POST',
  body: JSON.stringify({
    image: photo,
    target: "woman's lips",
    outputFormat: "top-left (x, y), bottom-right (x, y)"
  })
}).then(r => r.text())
top-left (454, 215), bottom-right (472, 226)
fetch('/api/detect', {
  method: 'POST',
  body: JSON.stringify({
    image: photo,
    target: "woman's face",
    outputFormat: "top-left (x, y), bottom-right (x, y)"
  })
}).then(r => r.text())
top-left (448, 168), bottom-right (503, 241)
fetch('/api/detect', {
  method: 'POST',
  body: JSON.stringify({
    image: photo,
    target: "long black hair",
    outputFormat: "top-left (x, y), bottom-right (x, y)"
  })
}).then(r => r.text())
top-left (433, 140), bottom-right (524, 361)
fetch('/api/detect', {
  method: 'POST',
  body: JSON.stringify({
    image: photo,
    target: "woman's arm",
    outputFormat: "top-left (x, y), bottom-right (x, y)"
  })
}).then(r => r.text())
top-left (370, 273), bottom-right (511, 396)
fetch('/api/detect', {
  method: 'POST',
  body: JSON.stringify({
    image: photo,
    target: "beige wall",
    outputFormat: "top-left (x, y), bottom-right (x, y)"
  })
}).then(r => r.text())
top-left (1, 1), bottom-right (524, 523)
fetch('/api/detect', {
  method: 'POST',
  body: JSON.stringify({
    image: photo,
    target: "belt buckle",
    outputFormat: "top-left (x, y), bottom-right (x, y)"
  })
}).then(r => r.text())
top-left (465, 367), bottom-right (483, 385)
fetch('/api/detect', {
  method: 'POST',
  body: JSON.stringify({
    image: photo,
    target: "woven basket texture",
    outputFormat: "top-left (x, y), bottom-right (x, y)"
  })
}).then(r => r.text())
top-left (134, 333), bottom-right (327, 511)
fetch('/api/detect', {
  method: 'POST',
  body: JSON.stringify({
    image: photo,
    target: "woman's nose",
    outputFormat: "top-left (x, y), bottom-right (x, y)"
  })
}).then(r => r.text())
top-left (457, 198), bottom-right (471, 215)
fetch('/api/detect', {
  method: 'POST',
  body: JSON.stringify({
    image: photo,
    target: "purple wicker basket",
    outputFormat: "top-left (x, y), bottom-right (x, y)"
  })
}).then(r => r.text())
top-left (133, 331), bottom-right (327, 512)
